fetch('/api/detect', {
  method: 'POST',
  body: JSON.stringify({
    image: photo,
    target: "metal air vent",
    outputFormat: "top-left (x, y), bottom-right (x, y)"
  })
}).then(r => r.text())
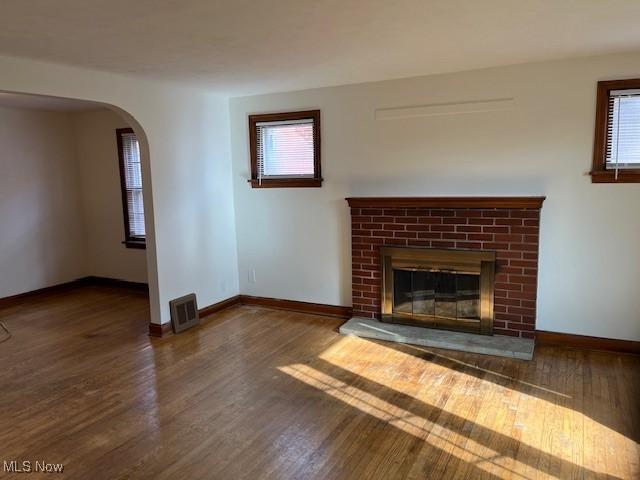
top-left (169, 293), bottom-right (199, 333)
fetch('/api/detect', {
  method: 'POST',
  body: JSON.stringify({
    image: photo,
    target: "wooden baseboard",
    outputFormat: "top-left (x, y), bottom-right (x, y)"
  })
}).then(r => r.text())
top-left (0, 276), bottom-right (149, 308)
top-left (11, 281), bottom-right (636, 355)
top-left (200, 295), bottom-right (241, 318)
top-left (239, 295), bottom-right (352, 319)
top-left (150, 294), bottom-right (352, 337)
top-left (149, 295), bottom-right (243, 338)
top-left (536, 330), bottom-right (640, 355)
top-left (0, 278), bottom-right (85, 308)
top-left (148, 322), bottom-right (173, 337)
top-left (83, 276), bottom-right (148, 292)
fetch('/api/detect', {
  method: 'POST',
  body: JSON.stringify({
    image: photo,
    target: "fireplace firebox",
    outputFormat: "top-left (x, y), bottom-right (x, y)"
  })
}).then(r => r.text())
top-left (381, 247), bottom-right (495, 335)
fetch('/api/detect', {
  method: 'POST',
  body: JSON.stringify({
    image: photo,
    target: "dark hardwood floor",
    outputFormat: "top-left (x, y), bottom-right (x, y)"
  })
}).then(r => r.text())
top-left (0, 285), bottom-right (638, 479)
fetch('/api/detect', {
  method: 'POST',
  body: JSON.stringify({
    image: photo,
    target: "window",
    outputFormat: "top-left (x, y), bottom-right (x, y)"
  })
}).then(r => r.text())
top-left (248, 110), bottom-right (321, 188)
top-left (116, 128), bottom-right (146, 248)
top-left (591, 79), bottom-right (640, 183)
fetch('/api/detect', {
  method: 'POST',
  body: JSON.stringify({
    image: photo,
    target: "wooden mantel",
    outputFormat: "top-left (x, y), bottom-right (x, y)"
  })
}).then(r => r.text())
top-left (345, 196), bottom-right (545, 209)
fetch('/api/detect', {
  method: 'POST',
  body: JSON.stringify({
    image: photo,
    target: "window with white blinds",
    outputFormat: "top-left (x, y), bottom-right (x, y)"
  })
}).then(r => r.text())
top-left (592, 79), bottom-right (640, 183)
top-left (116, 128), bottom-right (145, 246)
top-left (606, 90), bottom-right (640, 170)
top-left (256, 120), bottom-right (315, 178)
top-left (249, 110), bottom-right (321, 188)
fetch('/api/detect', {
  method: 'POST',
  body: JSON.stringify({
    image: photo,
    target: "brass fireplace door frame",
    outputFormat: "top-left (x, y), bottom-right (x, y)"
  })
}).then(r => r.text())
top-left (380, 247), bottom-right (496, 335)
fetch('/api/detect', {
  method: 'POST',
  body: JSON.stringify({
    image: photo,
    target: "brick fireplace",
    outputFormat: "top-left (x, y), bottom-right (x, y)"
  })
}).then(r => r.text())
top-left (347, 197), bottom-right (545, 338)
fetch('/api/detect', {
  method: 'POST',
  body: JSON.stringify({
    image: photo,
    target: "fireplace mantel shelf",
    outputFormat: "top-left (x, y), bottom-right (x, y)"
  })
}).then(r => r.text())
top-left (345, 196), bottom-right (545, 209)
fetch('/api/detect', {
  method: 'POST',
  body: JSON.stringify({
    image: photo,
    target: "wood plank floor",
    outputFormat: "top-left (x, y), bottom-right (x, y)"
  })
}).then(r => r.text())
top-left (0, 285), bottom-right (638, 479)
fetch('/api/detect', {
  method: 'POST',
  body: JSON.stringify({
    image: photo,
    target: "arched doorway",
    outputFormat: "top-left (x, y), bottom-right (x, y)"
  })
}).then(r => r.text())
top-left (0, 91), bottom-right (158, 333)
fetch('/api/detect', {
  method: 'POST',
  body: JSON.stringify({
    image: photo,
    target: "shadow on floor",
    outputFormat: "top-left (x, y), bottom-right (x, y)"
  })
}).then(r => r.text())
top-left (279, 355), bottom-right (624, 479)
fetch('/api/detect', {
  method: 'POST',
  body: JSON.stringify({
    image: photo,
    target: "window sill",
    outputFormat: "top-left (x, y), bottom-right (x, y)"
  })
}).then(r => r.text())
top-left (123, 239), bottom-right (146, 249)
top-left (590, 170), bottom-right (640, 183)
top-left (249, 178), bottom-right (323, 188)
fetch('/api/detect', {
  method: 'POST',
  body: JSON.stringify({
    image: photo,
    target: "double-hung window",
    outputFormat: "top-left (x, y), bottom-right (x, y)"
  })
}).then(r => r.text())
top-left (592, 79), bottom-right (640, 183)
top-left (248, 110), bottom-right (321, 188)
top-left (116, 128), bottom-right (146, 248)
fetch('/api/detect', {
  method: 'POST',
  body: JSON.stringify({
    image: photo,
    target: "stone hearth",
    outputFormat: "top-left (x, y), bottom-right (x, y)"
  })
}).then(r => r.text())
top-left (340, 317), bottom-right (535, 360)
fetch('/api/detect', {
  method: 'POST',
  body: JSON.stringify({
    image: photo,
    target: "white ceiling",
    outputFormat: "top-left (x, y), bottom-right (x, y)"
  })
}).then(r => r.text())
top-left (0, 93), bottom-right (105, 112)
top-left (1, 0), bottom-right (639, 96)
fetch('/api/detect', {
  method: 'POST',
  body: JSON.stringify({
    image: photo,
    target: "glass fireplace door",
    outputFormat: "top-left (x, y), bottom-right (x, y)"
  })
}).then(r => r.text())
top-left (391, 268), bottom-right (481, 332)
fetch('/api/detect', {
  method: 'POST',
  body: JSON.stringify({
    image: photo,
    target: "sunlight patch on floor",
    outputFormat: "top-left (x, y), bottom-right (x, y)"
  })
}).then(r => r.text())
top-left (279, 363), bottom-right (542, 479)
top-left (323, 336), bottom-right (570, 398)
top-left (281, 336), bottom-right (631, 479)
top-left (327, 337), bottom-right (632, 435)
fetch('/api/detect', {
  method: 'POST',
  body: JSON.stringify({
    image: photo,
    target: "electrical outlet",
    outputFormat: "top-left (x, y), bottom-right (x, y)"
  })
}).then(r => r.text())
top-left (248, 269), bottom-right (256, 283)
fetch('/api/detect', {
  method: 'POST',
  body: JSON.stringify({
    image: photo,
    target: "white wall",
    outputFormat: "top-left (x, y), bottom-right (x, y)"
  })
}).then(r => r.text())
top-left (0, 106), bottom-right (147, 296)
top-left (0, 106), bottom-right (85, 297)
top-left (73, 109), bottom-right (147, 283)
top-left (0, 55), bottom-right (240, 325)
top-left (230, 52), bottom-right (640, 341)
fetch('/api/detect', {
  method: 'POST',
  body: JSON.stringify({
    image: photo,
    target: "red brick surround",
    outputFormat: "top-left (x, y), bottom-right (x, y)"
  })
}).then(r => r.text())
top-left (347, 197), bottom-right (545, 338)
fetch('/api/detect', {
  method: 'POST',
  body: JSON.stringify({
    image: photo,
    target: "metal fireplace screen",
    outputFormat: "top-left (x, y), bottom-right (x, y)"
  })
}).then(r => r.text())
top-left (381, 247), bottom-right (495, 335)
